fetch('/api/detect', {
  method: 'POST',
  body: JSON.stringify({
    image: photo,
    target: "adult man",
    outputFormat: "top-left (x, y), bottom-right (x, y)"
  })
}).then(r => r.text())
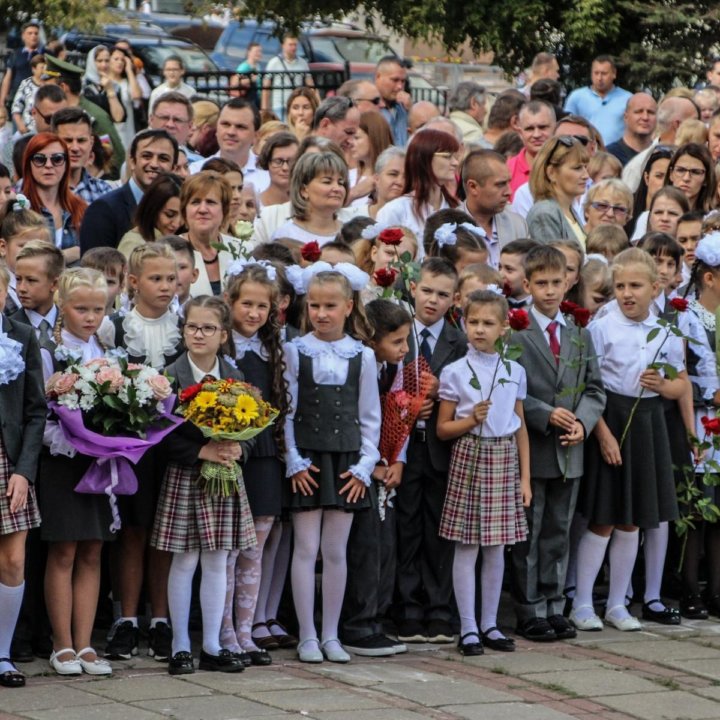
top-left (312, 96), bottom-right (360, 155)
top-left (622, 95), bottom-right (700, 191)
top-left (375, 56), bottom-right (409, 146)
top-left (483, 91), bottom-right (525, 146)
top-left (408, 100), bottom-right (440, 135)
top-left (189, 98), bottom-right (269, 191)
top-left (606, 93), bottom-right (657, 166)
top-left (148, 56), bottom-right (196, 110)
top-left (262, 35), bottom-right (313, 119)
top-left (707, 58), bottom-right (720, 88)
top-left (337, 79), bottom-right (382, 113)
top-left (51, 107), bottom-right (112, 203)
top-left (0, 21), bottom-right (43, 109)
top-left (523, 52), bottom-right (560, 95)
top-left (79, 129), bottom-right (178, 253)
top-left (507, 100), bottom-right (556, 199)
top-left (149, 91), bottom-right (203, 163)
top-left (461, 149), bottom-right (528, 268)
top-left (448, 81), bottom-right (491, 147)
top-left (564, 55), bottom-right (632, 145)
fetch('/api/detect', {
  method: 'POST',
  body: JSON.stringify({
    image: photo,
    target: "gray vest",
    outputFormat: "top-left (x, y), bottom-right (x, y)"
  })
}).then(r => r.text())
top-left (294, 351), bottom-right (362, 452)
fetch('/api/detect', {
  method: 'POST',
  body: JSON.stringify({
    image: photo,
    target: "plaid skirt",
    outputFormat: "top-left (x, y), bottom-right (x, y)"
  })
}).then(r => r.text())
top-left (439, 434), bottom-right (528, 546)
top-left (151, 462), bottom-right (256, 553)
top-left (0, 433), bottom-right (41, 536)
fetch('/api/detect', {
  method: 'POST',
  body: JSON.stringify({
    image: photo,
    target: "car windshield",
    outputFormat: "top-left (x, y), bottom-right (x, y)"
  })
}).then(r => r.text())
top-left (310, 36), bottom-right (394, 65)
top-left (140, 45), bottom-right (216, 73)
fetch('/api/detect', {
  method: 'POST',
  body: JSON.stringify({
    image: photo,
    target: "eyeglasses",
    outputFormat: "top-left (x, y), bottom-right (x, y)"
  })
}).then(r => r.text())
top-left (184, 323), bottom-right (220, 337)
top-left (269, 157), bottom-right (293, 168)
top-left (548, 135), bottom-right (588, 164)
top-left (33, 106), bottom-right (54, 124)
top-left (590, 201), bottom-right (629, 217)
top-left (153, 113), bottom-right (189, 125)
top-left (30, 152), bottom-right (67, 167)
top-left (672, 165), bottom-right (706, 177)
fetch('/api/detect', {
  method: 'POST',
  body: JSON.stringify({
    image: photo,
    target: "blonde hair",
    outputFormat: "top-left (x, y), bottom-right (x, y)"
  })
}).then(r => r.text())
top-left (1, 208), bottom-right (50, 245)
top-left (16, 240), bottom-right (65, 280)
top-left (128, 241), bottom-right (177, 278)
top-left (353, 225), bottom-right (418, 274)
top-left (548, 238), bottom-right (585, 267)
top-left (529, 137), bottom-right (590, 201)
top-left (587, 152), bottom-right (622, 182)
top-left (586, 224), bottom-right (629, 259)
top-left (584, 178), bottom-right (633, 219)
top-left (675, 118), bottom-right (708, 146)
top-left (611, 247), bottom-right (658, 282)
top-left (58, 267), bottom-right (108, 305)
top-left (0, 264), bottom-right (10, 289)
top-left (458, 262), bottom-right (502, 291)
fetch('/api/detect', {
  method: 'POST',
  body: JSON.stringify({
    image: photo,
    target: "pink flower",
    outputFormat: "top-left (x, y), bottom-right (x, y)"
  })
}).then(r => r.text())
top-left (96, 366), bottom-right (124, 393)
top-left (127, 363), bottom-right (144, 371)
top-left (53, 372), bottom-right (79, 396)
top-left (148, 374), bottom-right (172, 400)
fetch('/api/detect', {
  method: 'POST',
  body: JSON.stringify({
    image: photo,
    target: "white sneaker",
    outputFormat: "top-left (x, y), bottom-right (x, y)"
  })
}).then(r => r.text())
top-left (569, 606), bottom-right (604, 631)
top-left (604, 607), bottom-right (642, 632)
top-left (77, 647), bottom-right (113, 675)
top-left (49, 648), bottom-right (82, 675)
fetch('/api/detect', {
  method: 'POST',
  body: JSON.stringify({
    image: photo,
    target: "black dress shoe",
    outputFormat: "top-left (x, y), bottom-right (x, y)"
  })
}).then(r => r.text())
top-left (680, 594), bottom-right (708, 620)
top-left (481, 628), bottom-right (515, 652)
top-left (10, 638), bottom-right (33, 664)
top-left (247, 649), bottom-right (272, 666)
top-left (547, 614), bottom-right (577, 640)
top-left (641, 601), bottom-right (681, 625)
top-left (516, 617), bottom-right (557, 642)
top-left (199, 648), bottom-right (245, 673)
top-left (457, 632), bottom-right (484, 656)
top-left (706, 594), bottom-right (720, 618)
top-left (232, 651), bottom-right (252, 667)
top-left (168, 651), bottom-right (195, 675)
top-left (0, 659), bottom-right (25, 688)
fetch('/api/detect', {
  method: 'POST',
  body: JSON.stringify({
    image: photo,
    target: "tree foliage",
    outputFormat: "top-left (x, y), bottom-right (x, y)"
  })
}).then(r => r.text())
top-left (0, 0), bottom-right (108, 36)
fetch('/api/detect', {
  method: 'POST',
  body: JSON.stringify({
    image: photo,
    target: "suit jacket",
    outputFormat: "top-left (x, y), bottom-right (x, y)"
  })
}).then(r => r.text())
top-left (526, 199), bottom-right (584, 244)
top-left (496, 208), bottom-right (529, 252)
top-left (79, 183), bottom-right (137, 253)
top-left (513, 314), bottom-right (606, 478)
top-left (0, 315), bottom-right (46, 483)
top-left (405, 320), bottom-right (467, 472)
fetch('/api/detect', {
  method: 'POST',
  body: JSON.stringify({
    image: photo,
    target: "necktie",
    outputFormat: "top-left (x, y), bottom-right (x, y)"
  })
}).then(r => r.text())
top-left (38, 319), bottom-right (53, 349)
top-left (419, 328), bottom-right (432, 365)
top-left (547, 321), bottom-right (560, 364)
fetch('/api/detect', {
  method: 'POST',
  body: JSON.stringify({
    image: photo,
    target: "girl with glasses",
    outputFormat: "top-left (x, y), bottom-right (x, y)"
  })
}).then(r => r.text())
top-left (257, 132), bottom-right (299, 210)
top-left (665, 142), bottom-right (717, 213)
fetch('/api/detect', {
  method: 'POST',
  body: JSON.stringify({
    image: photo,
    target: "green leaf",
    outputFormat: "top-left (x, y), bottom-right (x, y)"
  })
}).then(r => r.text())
top-left (646, 327), bottom-right (661, 342)
top-left (469, 377), bottom-right (481, 390)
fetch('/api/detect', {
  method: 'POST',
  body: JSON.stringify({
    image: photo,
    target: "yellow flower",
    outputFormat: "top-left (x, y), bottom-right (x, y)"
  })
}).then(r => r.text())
top-left (193, 391), bottom-right (217, 411)
top-left (234, 394), bottom-right (259, 424)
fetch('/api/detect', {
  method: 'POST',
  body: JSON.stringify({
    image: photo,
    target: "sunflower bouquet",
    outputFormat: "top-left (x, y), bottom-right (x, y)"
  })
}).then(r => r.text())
top-left (178, 378), bottom-right (279, 496)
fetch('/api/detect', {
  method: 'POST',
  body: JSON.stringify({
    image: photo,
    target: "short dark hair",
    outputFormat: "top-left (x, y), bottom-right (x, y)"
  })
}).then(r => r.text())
top-left (51, 107), bottom-right (92, 133)
top-left (80, 247), bottom-right (126, 276)
top-left (257, 131), bottom-right (298, 170)
top-left (638, 231), bottom-right (683, 269)
top-left (365, 299), bottom-right (413, 340)
top-left (152, 91), bottom-right (193, 120)
top-left (312, 96), bottom-right (355, 130)
top-left (30, 54), bottom-right (45, 70)
top-left (221, 97), bottom-right (261, 131)
top-left (501, 238), bottom-right (539, 258)
top-left (340, 216), bottom-right (375, 245)
top-left (678, 210), bottom-right (705, 226)
top-left (130, 128), bottom-right (179, 164)
top-left (487, 93), bottom-right (526, 131)
top-left (321, 240), bottom-right (355, 259)
top-left (524, 245), bottom-right (568, 280)
top-left (35, 83), bottom-right (66, 105)
top-left (419, 256), bottom-right (458, 283)
top-left (161, 234), bottom-right (195, 266)
top-left (251, 242), bottom-right (295, 266)
top-left (593, 54), bottom-right (617, 70)
top-left (163, 55), bottom-right (184, 70)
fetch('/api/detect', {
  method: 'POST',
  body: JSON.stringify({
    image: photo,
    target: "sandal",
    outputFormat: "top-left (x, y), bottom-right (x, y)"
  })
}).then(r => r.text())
top-left (267, 619), bottom-right (298, 649)
top-left (251, 622), bottom-right (280, 650)
top-left (77, 647), bottom-right (112, 675)
top-left (0, 658), bottom-right (25, 688)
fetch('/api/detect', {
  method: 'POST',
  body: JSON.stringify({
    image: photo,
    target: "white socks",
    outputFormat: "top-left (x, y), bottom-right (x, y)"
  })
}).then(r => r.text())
top-left (168, 551), bottom-right (199, 655)
top-left (0, 581), bottom-right (24, 673)
top-left (480, 545), bottom-right (506, 640)
top-left (452, 543), bottom-right (479, 640)
top-left (642, 523), bottom-right (669, 611)
top-left (607, 529), bottom-right (639, 620)
top-left (573, 531), bottom-right (610, 621)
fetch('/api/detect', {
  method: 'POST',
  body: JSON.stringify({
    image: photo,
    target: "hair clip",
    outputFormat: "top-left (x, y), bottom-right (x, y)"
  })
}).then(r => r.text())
top-left (12, 194), bottom-right (29, 212)
top-left (360, 222), bottom-right (384, 240)
top-left (300, 261), bottom-right (369, 293)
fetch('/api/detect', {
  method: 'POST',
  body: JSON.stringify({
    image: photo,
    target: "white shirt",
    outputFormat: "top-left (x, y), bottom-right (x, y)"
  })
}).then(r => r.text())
top-left (188, 355), bottom-right (220, 383)
top-left (40, 328), bottom-right (103, 383)
top-left (439, 345), bottom-right (527, 437)
top-left (190, 150), bottom-right (270, 193)
top-left (232, 330), bottom-right (268, 360)
top-left (270, 220), bottom-right (338, 246)
top-left (148, 80), bottom-right (196, 111)
top-left (589, 312), bottom-right (685, 397)
top-left (630, 211), bottom-right (649, 244)
top-left (283, 333), bottom-right (381, 485)
top-left (265, 54), bottom-right (311, 113)
top-left (531, 306), bottom-right (566, 346)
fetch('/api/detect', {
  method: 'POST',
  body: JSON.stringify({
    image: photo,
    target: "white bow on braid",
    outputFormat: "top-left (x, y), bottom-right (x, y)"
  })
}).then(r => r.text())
top-left (299, 261), bottom-right (369, 293)
top-left (225, 259), bottom-right (277, 282)
top-left (434, 222), bottom-right (487, 248)
top-left (285, 265), bottom-right (306, 295)
top-left (695, 231), bottom-right (720, 267)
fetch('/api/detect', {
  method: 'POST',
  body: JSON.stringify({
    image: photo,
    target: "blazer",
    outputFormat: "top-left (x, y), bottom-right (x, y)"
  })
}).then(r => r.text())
top-left (513, 314), bottom-right (606, 479)
top-left (526, 199), bottom-right (585, 244)
top-left (0, 315), bottom-right (46, 483)
top-left (405, 320), bottom-right (467, 473)
top-left (189, 238), bottom-right (235, 297)
top-left (79, 183), bottom-right (137, 254)
top-left (496, 208), bottom-right (529, 252)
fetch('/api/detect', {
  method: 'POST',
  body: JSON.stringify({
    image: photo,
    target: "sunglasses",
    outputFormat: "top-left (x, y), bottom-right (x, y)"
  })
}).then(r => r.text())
top-left (548, 135), bottom-right (589, 164)
top-left (590, 201), bottom-right (629, 217)
top-left (30, 152), bottom-right (67, 168)
top-left (356, 96), bottom-right (381, 105)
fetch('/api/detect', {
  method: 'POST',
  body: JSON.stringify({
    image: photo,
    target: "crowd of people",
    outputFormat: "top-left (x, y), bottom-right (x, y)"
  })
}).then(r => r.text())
top-left (0, 17), bottom-right (719, 690)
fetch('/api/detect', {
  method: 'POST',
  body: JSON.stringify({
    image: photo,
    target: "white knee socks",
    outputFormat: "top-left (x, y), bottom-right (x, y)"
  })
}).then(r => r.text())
top-left (0, 581), bottom-right (24, 673)
top-left (168, 551), bottom-right (199, 655)
top-left (573, 531), bottom-right (610, 621)
top-left (607, 529), bottom-right (639, 618)
top-left (199, 549), bottom-right (229, 655)
top-left (452, 543), bottom-right (479, 640)
top-left (643, 523), bottom-right (669, 611)
top-left (480, 545), bottom-right (506, 640)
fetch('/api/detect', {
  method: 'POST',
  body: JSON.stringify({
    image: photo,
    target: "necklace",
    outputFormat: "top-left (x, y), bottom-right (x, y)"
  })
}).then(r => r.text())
top-left (202, 253), bottom-right (219, 265)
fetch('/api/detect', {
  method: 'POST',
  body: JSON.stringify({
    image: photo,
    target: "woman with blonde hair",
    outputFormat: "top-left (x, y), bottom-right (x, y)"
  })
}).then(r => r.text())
top-left (188, 100), bottom-right (220, 157)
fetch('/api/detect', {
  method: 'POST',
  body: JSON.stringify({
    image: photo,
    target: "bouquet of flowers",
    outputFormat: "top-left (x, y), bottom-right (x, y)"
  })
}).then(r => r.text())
top-left (178, 378), bottom-right (279, 496)
top-left (46, 350), bottom-right (184, 531)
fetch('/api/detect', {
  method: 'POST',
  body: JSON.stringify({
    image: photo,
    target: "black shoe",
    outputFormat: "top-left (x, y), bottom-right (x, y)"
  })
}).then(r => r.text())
top-left (397, 619), bottom-right (427, 643)
top-left (426, 619), bottom-right (454, 643)
top-left (680, 594), bottom-right (709, 620)
top-left (247, 649), bottom-right (272, 666)
top-left (547, 614), bottom-right (577, 640)
top-left (481, 628), bottom-right (515, 652)
top-left (198, 649), bottom-right (245, 673)
top-left (0, 659), bottom-right (25, 688)
top-left (641, 601), bottom-right (681, 625)
top-left (105, 621), bottom-right (139, 660)
top-left (148, 622), bottom-right (172, 662)
top-left (457, 632), bottom-right (484, 656)
top-left (516, 617), bottom-right (557, 642)
top-left (168, 651), bottom-right (195, 675)
top-left (10, 637), bottom-right (33, 664)
top-left (342, 633), bottom-right (398, 657)
top-left (562, 587), bottom-right (575, 618)
top-left (706, 594), bottom-right (720, 618)
top-left (232, 651), bottom-right (252, 667)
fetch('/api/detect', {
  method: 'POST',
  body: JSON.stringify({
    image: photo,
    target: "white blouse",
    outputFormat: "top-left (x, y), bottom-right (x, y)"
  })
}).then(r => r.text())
top-left (439, 346), bottom-right (527, 437)
top-left (270, 220), bottom-right (338, 247)
top-left (283, 333), bottom-right (381, 485)
top-left (41, 329), bottom-right (104, 383)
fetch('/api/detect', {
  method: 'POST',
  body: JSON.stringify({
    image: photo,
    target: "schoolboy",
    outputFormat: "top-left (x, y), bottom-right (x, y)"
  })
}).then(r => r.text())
top-left (675, 211), bottom-right (703, 286)
top-left (80, 247), bottom-right (126, 314)
top-left (499, 238), bottom-right (538, 308)
top-left (160, 235), bottom-right (198, 317)
top-left (341, 300), bottom-right (413, 656)
top-left (455, 263), bottom-right (503, 316)
top-left (395, 257), bottom-right (466, 643)
top-left (510, 245), bottom-right (605, 641)
top-left (320, 241), bottom-right (355, 266)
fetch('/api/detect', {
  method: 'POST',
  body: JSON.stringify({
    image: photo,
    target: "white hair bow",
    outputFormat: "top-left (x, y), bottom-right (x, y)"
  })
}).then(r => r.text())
top-left (299, 261), bottom-right (369, 293)
top-left (696, 231), bottom-right (720, 268)
top-left (225, 259), bottom-right (277, 282)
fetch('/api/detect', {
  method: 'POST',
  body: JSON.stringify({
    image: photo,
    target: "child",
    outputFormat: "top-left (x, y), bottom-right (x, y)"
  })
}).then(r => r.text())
top-left (320, 241), bottom-right (356, 266)
top-left (548, 238), bottom-right (584, 296)
top-left (511, 246), bottom-right (606, 642)
top-left (571, 248), bottom-right (688, 632)
top-left (676, 211), bottom-right (703, 287)
top-left (354, 224), bottom-right (418, 277)
top-left (437, 290), bottom-right (531, 655)
top-left (571, 257), bottom-right (613, 315)
top-left (587, 152), bottom-right (622, 183)
top-left (152, 295), bottom-right (253, 676)
top-left (80, 247), bottom-right (126, 314)
top-left (0, 264), bottom-right (46, 688)
top-left (160, 236), bottom-right (199, 318)
top-left (39, 268), bottom-right (114, 676)
top-left (395, 257), bottom-right (466, 643)
top-left (499, 238), bottom-right (539, 309)
top-left (219, 262), bottom-right (289, 666)
top-left (427, 221), bottom-right (489, 273)
top-left (585, 225), bottom-right (629, 262)
top-left (284, 263), bottom-right (380, 663)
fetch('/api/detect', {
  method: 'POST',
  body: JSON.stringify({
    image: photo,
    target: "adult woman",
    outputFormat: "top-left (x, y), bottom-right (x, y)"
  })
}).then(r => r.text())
top-left (257, 131), bottom-right (298, 208)
top-left (118, 173), bottom-right (184, 259)
top-left (368, 146), bottom-right (405, 219)
top-left (627, 145), bottom-right (674, 238)
top-left (82, 46), bottom-right (126, 124)
top-left (107, 46), bottom-right (142, 150)
top-left (21, 133), bottom-right (86, 265)
top-left (526, 135), bottom-right (589, 244)
top-left (285, 88), bottom-right (318, 141)
top-left (202, 157), bottom-right (250, 236)
top-left (584, 178), bottom-right (633, 234)
top-left (665, 142), bottom-right (717, 213)
top-left (349, 112), bottom-right (393, 206)
top-left (270, 151), bottom-right (348, 246)
top-left (181, 171), bottom-right (238, 296)
top-left (188, 100), bottom-right (220, 157)
top-left (376, 128), bottom-right (460, 242)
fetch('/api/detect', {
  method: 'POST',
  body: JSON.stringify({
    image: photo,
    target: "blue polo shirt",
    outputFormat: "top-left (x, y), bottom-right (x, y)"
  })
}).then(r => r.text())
top-left (564, 85), bottom-right (632, 145)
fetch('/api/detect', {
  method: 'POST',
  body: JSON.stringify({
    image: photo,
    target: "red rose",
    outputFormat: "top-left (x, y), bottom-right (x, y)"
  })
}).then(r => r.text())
top-left (180, 383), bottom-right (203, 403)
top-left (502, 281), bottom-right (513, 298)
top-left (572, 307), bottom-right (591, 328)
top-left (374, 267), bottom-right (398, 287)
top-left (702, 415), bottom-right (720, 435)
top-left (508, 308), bottom-right (530, 331)
top-left (669, 297), bottom-right (689, 312)
top-left (560, 300), bottom-right (580, 315)
top-left (378, 227), bottom-right (404, 245)
top-left (301, 241), bottom-right (322, 262)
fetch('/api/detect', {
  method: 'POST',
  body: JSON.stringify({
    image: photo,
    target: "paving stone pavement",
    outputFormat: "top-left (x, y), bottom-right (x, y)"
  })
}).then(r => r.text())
top-left (4, 615), bottom-right (720, 720)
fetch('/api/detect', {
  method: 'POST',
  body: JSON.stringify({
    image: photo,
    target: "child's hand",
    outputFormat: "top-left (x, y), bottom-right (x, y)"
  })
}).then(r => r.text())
top-left (384, 462), bottom-right (404, 490)
top-left (199, 440), bottom-right (241, 467)
top-left (473, 400), bottom-right (491, 424)
top-left (417, 397), bottom-right (435, 420)
top-left (560, 420), bottom-right (585, 446)
top-left (372, 463), bottom-right (388, 481)
top-left (292, 465), bottom-right (320, 496)
top-left (520, 478), bottom-right (532, 507)
top-left (549, 407), bottom-right (576, 432)
top-left (6, 473), bottom-right (28, 513)
top-left (599, 432), bottom-right (622, 466)
top-left (339, 472), bottom-right (367, 503)
top-left (639, 368), bottom-right (664, 393)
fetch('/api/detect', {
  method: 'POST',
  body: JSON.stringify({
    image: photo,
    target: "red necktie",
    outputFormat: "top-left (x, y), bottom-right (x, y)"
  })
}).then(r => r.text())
top-left (547, 321), bottom-right (560, 364)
